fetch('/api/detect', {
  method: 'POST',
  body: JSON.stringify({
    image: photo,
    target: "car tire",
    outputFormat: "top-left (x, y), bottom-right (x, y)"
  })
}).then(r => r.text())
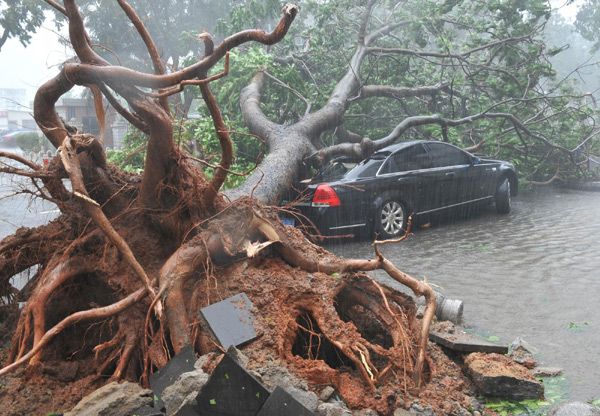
top-left (375, 198), bottom-right (408, 239)
top-left (495, 178), bottom-right (511, 214)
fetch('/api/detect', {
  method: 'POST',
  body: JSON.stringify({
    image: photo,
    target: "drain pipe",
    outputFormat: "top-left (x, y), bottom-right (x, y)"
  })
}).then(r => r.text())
top-left (417, 291), bottom-right (464, 324)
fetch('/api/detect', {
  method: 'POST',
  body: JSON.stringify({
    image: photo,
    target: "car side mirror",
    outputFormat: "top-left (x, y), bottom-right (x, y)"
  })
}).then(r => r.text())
top-left (471, 156), bottom-right (480, 165)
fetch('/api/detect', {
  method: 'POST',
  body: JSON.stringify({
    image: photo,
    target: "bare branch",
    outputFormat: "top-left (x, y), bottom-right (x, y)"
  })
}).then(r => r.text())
top-left (356, 83), bottom-right (449, 100)
top-left (263, 70), bottom-right (312, 116)
top-left (116, 0), bottom-right (170, 113)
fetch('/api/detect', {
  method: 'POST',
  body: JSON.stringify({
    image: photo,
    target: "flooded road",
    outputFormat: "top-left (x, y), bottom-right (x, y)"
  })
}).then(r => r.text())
top-left (328, 187), bottom-right (600, 402)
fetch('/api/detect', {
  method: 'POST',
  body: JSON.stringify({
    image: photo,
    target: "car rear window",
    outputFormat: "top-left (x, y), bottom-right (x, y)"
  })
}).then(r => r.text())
top-left (344, 157), bottom-right (384, 179)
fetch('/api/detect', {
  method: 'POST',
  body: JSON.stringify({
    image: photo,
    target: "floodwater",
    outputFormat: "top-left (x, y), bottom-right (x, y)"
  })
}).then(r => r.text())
top-left (0, 175), bottom-right (60, 289)
top-left (327, 187), bottom-right (600, 402)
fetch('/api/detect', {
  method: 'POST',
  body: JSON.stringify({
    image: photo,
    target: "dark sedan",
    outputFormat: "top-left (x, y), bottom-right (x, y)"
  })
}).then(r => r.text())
top-left (286, 140), bottom-right (518, 239)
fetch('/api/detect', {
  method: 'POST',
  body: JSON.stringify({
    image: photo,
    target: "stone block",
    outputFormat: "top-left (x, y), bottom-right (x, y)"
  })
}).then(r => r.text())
top-left (64, 381), bottom-right (153, 416)
top-left (195, 352), bottom-right (269, 415)
top-left (149, 344), bottom-right (196, 399)
top-left (464, 352), bottom-right (544, 400)
top-left (199, 293), bottom-right (258, 349)
top-left (256, 386), bottom-right (315, 415)
top-left (161, 370), bottom-right (208, 415)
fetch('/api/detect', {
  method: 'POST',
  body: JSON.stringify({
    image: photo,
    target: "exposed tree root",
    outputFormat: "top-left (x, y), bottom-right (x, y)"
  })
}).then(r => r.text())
top-left (0, 3), bottom-right (448, 414)
top-left (1, 195), bottom-right (436, 412)
top-left (0, 287), bottom-right (146, 378)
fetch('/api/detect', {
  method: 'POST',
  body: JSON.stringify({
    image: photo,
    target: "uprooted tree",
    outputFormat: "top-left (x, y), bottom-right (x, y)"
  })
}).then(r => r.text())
top-left (0, 1), bottom-right (448, 413)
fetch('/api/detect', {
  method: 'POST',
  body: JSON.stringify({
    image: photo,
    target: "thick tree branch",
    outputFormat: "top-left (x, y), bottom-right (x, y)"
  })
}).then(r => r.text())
top-left (116, 0), bottom-right (170, 113)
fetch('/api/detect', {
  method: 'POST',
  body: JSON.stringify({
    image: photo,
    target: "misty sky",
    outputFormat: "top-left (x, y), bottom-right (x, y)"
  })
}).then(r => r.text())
top-left (0, 19), bottom-right (70, 107)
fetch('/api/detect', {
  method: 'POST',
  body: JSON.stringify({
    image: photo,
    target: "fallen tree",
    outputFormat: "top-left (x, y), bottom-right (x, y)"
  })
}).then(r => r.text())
top-left (226, 0), bottom-right (600, 201)
top-left (0, 1), bottom-right (459, 414)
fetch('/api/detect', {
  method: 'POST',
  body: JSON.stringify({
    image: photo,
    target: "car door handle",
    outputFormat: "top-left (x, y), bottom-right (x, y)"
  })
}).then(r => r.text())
top-left (445, 172), bottom-right (456, 177)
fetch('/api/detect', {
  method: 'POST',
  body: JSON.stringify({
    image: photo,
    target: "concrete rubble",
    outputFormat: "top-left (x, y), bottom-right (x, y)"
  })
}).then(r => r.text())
top-left (63, 301), bottom-right (586, 416)
top-left (64, 381), bottom-right (153, 416)
top-left (464, 352), bottom-right (544, 400)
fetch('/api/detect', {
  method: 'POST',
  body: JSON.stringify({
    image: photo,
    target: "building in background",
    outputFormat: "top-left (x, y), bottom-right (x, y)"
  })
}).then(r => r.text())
top-left (0, 88), bottom-right (128, 148)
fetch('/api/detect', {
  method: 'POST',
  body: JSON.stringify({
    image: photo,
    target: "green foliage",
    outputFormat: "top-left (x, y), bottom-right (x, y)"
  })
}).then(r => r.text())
top-left (485, 397), bottom-right (551, 415)
top-left (15, 133), bottom-right (52, 153)
top-left (106, 129), bottom-right (146, 174)
top-left (575, 0), bottom-right (600, 52)
top-left (567, 322), bottom-right (590, 333)
top-left (175, 114), bottom-right (264, 190)
top-left (0, 0), bottom-right (47, 50)
top-left (107, 113), bottom-right (263, 189)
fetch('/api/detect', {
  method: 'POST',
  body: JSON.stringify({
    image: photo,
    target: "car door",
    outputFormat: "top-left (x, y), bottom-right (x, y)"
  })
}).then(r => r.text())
top-left (376, 143), bottom-right (436, 213)
top-left (423, 142), bottom-right (474, 208)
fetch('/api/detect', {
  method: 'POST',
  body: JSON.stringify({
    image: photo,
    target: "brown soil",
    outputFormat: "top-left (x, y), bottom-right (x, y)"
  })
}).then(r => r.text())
top-left (0, 242), bottom-right (482, 415)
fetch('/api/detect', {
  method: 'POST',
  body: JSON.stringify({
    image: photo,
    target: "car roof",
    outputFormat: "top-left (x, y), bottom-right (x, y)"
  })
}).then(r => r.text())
top-left (374, 140), bottom-right (427, 156)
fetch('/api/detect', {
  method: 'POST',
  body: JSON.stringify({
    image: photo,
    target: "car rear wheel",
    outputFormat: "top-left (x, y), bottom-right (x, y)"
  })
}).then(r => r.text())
top-left (495, 178), bottom-right (511, 214)
top-left (376, 199), bottom-right (407, 239)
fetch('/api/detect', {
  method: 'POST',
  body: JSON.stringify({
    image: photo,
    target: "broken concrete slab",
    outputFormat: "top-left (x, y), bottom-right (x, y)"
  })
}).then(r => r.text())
top-left (199, 293), bottom-right (259, 348)
top-left (195, 352), bottom-right (269, 415)
top-left (149, 344), bottom-right (196, 400)
top-left (256, 386), bottom-right (315, 415)
top-left (429, 330), bottom-right (508, 354)
top-left (464, 352), bottom-right (544, 400)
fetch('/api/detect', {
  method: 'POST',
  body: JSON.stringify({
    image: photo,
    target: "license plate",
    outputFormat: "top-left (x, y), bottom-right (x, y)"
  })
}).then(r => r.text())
top-left (281, 217), bottom-right (295, 226)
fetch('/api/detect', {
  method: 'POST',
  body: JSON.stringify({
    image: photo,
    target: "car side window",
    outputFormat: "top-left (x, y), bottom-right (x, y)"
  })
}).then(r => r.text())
top-left (380, 144), bottom-right (433, 174)
top-left (425, 143), bottom-right (471, 167)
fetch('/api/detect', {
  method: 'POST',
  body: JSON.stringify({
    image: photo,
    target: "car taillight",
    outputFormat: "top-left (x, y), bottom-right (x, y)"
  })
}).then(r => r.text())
top-left (312, 185), bottom-right (341, 207)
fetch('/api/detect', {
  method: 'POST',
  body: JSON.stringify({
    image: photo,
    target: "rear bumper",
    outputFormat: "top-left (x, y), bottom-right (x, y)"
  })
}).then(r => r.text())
top-left (283, 204), bottom-right (369, 236)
